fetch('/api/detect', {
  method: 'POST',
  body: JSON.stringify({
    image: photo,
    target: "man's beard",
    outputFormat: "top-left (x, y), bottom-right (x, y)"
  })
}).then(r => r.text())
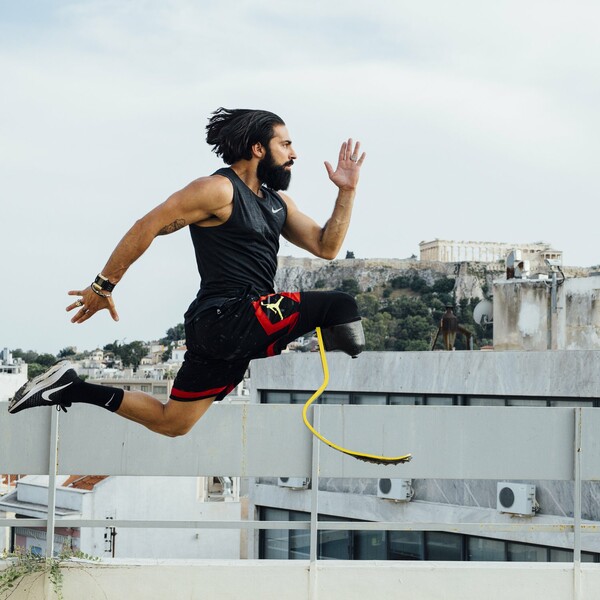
top-left (257, 147), bottom-right (292, 191)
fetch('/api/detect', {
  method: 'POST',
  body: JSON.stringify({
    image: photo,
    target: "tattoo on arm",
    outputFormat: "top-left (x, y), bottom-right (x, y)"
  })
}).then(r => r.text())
top-left (157, 219), bottom-right (186, 236)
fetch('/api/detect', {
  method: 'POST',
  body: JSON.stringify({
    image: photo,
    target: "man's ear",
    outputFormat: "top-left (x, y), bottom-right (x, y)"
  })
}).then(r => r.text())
top-left (251, 142), bottom-right (265, 159)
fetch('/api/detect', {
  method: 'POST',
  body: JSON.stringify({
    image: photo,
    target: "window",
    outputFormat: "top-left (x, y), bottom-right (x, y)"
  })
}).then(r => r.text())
top-left (263, 391), bottom-right (292, 404)
top-left (354, 394), bottom-right (386, 405)
top-left (154, 385), bottom-right (168, 395)
top-left (354, 531), bottom-right (387, 560)
top-left (507, 542), bottom-right (547, 562)
top-left (319, 393), bottom-right (350, 405)
top-left (426, 532), bottom-right (463, 561)
top-left (389, 531), bottom-right (424, 560)
top-left (259, 509), bottom-right (600, 563)
top-left (468, 537), bottom-right (506, 561)
top-left (390, 395), bottom-right (424, 406)
top-left (549, 399), bottom-right (594, 407)
top-left (507, 399), bottom-right (547, 407)
top-left (289, 512), bottom-right (310, 560)
top-left (426, 396), bottom-right (454, 406)
top-left (261, 507), bottom-right (289, 559)
top-left (260, 508), bottom-right (309, 560)
top-left (468, 397), bottom-right (506, 407)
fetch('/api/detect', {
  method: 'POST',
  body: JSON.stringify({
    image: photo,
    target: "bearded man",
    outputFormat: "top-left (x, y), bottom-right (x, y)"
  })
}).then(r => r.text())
top-left (9, 108), bottom-right (367, 437)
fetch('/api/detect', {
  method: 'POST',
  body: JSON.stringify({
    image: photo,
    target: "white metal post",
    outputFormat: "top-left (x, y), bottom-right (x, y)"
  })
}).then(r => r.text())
top-left (45, 409), bottom-right (60, 559)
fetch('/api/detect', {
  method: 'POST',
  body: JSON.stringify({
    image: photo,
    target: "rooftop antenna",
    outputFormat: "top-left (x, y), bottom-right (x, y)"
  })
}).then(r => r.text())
top-left (473, 298), bottom-right (493, 327)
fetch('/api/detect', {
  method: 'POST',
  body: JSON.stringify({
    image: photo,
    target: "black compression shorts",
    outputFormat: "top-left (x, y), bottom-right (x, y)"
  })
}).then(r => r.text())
top-left (170, 290), bottom-right (360, 402)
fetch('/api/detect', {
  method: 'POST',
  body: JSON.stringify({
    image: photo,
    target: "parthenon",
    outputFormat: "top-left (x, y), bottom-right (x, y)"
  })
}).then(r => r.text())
top-left (419, 239), bottom-right (562, 264)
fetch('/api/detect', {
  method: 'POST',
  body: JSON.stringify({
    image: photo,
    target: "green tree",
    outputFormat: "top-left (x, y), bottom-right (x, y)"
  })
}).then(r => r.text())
top-left (119, 341), bottom-right (148, 369)
top-left (386, 296), bottom-right (430, 320)
top-left (356, 293), bottom-right (380, 319)
top-left (432, 278), bottom-right (456, 294)
top-left (12, 349), bottom-right (38, 364)
top-left (58, 347), bottom-right (76, 359)
top-left (362, 312), bottom-right (394, 350)
top-left (393, 315), bottom-right (434, 351)
top-left (36, 353), bottom-right (57, 368)
top-left (27, 364), bottom-right (46, 379)
top-left (161, 324), bottom-right (185, 344)
top-left (337, 278), bottom-right (361, 297)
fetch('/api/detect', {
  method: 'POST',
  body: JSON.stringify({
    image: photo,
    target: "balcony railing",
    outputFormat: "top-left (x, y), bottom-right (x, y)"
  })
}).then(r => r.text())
top-left (2, 396), bottom-right (600, 598)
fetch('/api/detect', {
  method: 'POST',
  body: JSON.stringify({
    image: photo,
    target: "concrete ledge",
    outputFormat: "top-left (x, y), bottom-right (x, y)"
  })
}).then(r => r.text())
top-left (2, 559), bottom-right (599, 600)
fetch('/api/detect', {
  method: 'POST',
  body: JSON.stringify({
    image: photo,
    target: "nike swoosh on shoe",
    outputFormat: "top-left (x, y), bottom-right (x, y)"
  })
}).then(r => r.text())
top-left (41, 381), bottom-right (74, 402)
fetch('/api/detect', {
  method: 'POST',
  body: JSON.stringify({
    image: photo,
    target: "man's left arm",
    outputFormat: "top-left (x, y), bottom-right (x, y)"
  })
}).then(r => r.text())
top-left (281, 138), bottom-right (365, 260)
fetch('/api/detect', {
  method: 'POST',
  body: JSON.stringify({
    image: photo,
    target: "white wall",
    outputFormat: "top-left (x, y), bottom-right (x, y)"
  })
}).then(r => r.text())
top-left (1, 560), bottom-right (598, 600)
top-left (79, 477), bottom-right (241, 559)
top-left (493, 276), bottom-right (600, 351)
top-left (0, 370), bottom-right (27, 402)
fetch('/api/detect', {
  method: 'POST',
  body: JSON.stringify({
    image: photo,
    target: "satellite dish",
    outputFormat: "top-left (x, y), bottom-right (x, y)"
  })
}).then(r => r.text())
top-left (473, 299), bottom-right (493, 326)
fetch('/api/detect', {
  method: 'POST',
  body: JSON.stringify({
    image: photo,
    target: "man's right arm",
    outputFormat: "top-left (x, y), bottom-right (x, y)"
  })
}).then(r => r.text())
top-left (66, 175), bottom-right (232, 324)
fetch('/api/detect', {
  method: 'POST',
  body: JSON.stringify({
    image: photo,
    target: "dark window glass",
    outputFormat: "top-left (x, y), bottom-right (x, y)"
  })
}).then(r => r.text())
top-left (289, 511), bottom-right (310, 560)
top-left (507, 399), bottom-right (547, 407)
top-left (468, 537), bottom-right (506, 561)
top-left (354, 394), bottom-right (386, 405)
top-left (426, 396), bottom-right (454, 406)
top-left (426, 531), bottom-right (463, 561)
top-left (261, 507), bottom-right (289, 559)
top-left (263, 391), bottom-right (292, 404)
top-left (389, 395), bottom-right (424, 405)
top-left (507, 542), bottom-right (547, 562)
top-left (319, 393), bottom-right (350, 405)
top-left (389, 531), bottom-right (424, 560)
top-left (468, 397), bottom-right (506, 406)
top-left (354, 531), bottom-right (387, 560)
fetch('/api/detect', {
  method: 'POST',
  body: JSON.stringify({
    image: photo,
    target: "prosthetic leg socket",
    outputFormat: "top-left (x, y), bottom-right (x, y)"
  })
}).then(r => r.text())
top-left (321, 320), bottom-right (365, 358)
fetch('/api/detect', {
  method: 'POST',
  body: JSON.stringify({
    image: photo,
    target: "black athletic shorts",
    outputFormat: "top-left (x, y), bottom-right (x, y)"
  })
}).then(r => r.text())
top-left (170, 290), bottom-right (359, 402)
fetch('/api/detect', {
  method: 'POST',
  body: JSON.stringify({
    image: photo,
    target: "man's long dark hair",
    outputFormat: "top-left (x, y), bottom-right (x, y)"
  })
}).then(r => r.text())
top-left (206, 108), bottom-right (285, 165)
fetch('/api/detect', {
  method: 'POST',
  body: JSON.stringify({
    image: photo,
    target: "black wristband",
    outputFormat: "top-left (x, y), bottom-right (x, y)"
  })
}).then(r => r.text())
top-left (94, 274), bottom-right (116, 292)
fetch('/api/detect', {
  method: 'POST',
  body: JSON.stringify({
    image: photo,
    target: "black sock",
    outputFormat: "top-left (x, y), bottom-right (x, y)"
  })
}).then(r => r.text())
top-left (63, 380), bottom-right (124, 413)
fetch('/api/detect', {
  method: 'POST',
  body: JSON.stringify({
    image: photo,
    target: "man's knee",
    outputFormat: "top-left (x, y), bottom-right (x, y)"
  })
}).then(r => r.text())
top-left (158, 412), bottom-right (200, 438)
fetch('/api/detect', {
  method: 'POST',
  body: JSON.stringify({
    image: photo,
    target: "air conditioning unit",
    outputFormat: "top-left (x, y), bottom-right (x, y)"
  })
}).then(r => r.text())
top-left (497, 482), bottom-right (536, 516)
top-left (278, 477), bottom-right (310, 490)
top-left (377, 478), bottom-right (413, 502)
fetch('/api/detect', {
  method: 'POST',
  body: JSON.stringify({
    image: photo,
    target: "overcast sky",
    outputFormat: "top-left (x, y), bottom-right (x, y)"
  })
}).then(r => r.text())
top-left (2, 0), bottom-right (599, 354)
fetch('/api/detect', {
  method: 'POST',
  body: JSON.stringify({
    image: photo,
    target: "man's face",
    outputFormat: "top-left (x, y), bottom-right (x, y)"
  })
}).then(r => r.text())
top-left (257, 125), bottom-right (297, 191)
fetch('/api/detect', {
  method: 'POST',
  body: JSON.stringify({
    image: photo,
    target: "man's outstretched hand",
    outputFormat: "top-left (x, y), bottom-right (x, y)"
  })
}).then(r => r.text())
top-left (324, 138), bottom-right (366, 192)
top-left (66, 287), bottom-right (119, 324)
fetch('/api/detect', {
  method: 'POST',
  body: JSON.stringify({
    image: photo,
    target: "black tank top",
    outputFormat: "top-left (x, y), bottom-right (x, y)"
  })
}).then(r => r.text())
top-left (187, 167), bottom-right (287, 312)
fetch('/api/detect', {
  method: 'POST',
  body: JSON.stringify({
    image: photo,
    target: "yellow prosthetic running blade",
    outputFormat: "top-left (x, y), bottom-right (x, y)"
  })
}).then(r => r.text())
top-left (301, 327), bottom-right (412, 465)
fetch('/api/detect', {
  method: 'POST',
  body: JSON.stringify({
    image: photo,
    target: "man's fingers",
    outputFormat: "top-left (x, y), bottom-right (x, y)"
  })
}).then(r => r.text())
top-left (324, 161), bottom-right (334, 177)
top-left (338, 141), bottom-right (347, 163)
top-left (67, 290), bottom-right (83, 297)
top-left (71, 308), bottom-right (92, 324)
top-left (108, 298), bottom-right (120, 322)
top-left (357, 151), bottom-right (366, 166)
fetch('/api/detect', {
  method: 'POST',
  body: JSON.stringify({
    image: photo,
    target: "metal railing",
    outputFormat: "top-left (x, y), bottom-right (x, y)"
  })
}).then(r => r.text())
top-left (1, 402), bottom-right (598, 563)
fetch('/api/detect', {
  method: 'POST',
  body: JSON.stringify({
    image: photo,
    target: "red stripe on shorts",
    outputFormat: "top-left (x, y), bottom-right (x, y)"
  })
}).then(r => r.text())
top-left (171, 385), bottom-right (227, 400)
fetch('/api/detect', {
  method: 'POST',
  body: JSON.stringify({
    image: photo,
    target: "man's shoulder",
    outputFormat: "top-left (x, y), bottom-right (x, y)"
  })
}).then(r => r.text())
top-left (184, 173), bottom-right (233, 201)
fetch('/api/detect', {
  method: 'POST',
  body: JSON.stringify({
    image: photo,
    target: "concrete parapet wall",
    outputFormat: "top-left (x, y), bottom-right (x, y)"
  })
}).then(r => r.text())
top-left (1, 559), bottom-right (598, 600)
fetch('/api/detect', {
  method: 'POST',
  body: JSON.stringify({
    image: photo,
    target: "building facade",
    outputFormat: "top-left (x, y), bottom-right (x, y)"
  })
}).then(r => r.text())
top-left (419, 239), bottom-right (562, 265)
top-left (247, 349), bottom-right (600, 563)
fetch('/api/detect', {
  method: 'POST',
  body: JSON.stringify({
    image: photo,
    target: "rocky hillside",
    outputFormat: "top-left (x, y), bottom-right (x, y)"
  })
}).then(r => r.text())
top-left (275, 256), bottom-right (504, 301)
top-left (275, 256), bottom-right (591, 301)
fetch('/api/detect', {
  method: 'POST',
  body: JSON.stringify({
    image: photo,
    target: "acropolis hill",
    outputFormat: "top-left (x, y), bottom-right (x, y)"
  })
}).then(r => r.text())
top-left (275, 255), bottom-right (591, 302)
